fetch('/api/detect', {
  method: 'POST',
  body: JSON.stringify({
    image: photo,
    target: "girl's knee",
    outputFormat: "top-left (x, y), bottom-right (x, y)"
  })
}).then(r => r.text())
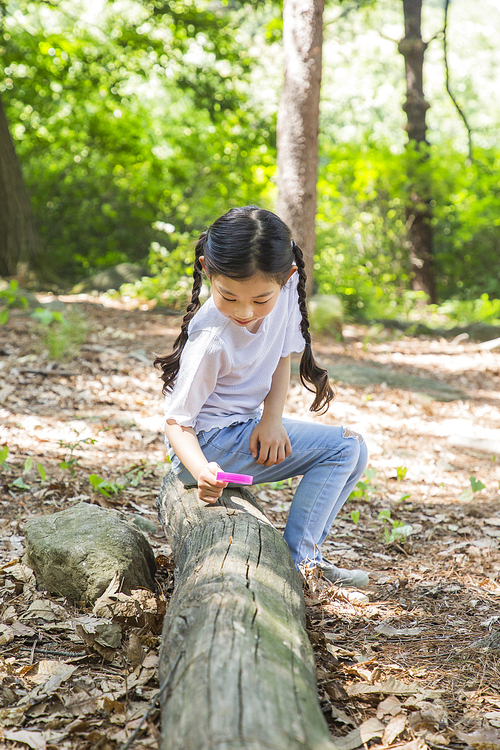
top-left (342, 428), bottom-right (368, 471)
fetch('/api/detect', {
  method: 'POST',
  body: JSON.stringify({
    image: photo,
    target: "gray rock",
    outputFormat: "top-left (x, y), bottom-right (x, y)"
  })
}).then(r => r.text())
top-left (23, 502), bottom-right (157, 603)
top-left (71, 263), bottom-right (150, 294)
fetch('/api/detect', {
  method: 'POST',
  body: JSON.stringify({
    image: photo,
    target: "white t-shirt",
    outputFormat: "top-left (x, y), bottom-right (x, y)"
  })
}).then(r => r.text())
top-left (164, 272), bottom-right (305, 445)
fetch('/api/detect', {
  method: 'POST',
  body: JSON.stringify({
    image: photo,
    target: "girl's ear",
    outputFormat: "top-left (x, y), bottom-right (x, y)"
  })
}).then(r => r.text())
top-left (199, 256), bottom-right (209, 277)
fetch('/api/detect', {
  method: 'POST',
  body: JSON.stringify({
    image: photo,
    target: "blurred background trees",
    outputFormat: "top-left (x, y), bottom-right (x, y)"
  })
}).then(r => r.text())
top-left (1, 0), bottom-right (499, 324)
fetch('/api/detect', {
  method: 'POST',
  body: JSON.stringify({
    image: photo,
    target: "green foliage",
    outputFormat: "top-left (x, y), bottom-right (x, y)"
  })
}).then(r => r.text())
top-left (0, 281), bottom-right (29, 324)
top-left (0, 445), bottom-right (9, 469)
top-left (349, 466), bottom-right (377, 501)
top-left (459, 475), bottom-right (486, 500)
top-left (0, 0), bottom-right (276, 284)
top-left (378, 509), bottom-right (414, 545)
top-left (58, 431), bottom-right (97, 476)
top-left (31, 307), bottom-right (87, 359)
top-left (315, 140), bottom-right (500, 315)
top-left (396, 466), bottom-right (408, 481)
top-left (89, 474), bottom-right (125, 497)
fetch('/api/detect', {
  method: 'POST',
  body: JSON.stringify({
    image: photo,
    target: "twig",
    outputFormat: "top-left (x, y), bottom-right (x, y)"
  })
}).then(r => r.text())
top-left (120, 651), bottom-right (183, 750)
top-left (19, 368), bottom-right (74, 377)
top-left (443, 0), bottom-right (473, 162)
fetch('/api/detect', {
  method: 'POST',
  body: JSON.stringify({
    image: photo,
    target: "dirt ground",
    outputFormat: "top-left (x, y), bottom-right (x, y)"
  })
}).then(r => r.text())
top-left (1, 294), bottom-right (500, 750)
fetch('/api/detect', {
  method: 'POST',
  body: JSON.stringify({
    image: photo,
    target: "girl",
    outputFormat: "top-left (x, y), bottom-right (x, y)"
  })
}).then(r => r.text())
top-left (154, 206), bottom-right (369, 588)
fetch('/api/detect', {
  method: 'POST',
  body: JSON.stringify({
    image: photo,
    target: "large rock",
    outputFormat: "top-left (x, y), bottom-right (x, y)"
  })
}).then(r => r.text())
top-left (23, 503), bottom-right (157, 603)
top-left (71, 263), bottom-right (149, 294)
top-left (308, 294), bottom-right (343, 338)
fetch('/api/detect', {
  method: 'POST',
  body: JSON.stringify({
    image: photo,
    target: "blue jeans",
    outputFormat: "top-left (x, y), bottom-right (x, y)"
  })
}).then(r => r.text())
top-left (171, 418), bottom-right (368, 569)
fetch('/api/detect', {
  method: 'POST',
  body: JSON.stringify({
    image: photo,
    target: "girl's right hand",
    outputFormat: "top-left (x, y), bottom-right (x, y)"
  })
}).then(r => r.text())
top-left (197, 462), bottom-right (227, 503)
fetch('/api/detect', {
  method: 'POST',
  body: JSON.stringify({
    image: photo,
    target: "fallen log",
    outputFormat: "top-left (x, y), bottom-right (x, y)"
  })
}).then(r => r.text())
top-left (156, 470), bottom-right (339, 750)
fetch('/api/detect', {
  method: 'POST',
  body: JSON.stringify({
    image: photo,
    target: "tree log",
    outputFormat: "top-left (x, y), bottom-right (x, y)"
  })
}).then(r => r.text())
top-left (156, 470), bottom-right (338, 750)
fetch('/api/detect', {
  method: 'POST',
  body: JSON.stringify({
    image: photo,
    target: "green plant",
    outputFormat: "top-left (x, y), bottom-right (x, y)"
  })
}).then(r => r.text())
top-left (396, 466), bottom-right (408, 481)
top-left (349, 467), bottom-right (377, 501)
top-left (378, 509), bottom-right (414, 545)
top-left (58, 431), bottom-right (97, 476)
top-left (350, 510), bottom-right (360, 525)
top-left (31, 307), bottom-right (87, 359)
top-left (0, 445), bottom-right (9, 469)
top-left (89, 474), bottom-right (126, 497)
top-left (459, 475), bottom-right (486, 501)
top-left (0, 281), bottom-right (29, 325)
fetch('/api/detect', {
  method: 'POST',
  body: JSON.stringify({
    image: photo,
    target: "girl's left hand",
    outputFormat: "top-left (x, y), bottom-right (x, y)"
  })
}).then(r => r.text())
top-left (249, 417), bottom-right (292, 466)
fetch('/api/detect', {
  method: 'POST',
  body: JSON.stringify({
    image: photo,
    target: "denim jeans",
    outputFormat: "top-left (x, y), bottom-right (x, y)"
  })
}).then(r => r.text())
top-left (171, 417), bottom-right (367, 569)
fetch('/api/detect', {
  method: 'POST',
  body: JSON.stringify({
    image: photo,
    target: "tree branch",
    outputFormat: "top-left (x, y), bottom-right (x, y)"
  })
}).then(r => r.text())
top-left (443, 0), bottom-right (473, 162)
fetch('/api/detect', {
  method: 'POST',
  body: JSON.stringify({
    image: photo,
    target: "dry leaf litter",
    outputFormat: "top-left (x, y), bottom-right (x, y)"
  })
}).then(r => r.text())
top-left (1, 294), bottom-right (500, 750)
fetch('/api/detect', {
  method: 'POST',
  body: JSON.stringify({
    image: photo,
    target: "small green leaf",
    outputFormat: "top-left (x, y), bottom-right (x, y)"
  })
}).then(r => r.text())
top-left (350, 510), bottom-right (360, 525)
top-left (0, 309), bottom-right (9, 325)
top-left (396, 466), bottom-right (407, 481)
top-left (378, 509), bottom-right (391, 521)
top-left (365, 467), bottom-right (377, 481)
top-left (11, 477), bottom-right (30, 490)
top-left (31, 307), bottom-right (55, 326)
top-left (37, 462), bottom-right (46, 482)
top-left (470, 476), bottom-right (485, 493)
top-left (0, 445), bottom-right (9, 464)
top-left (24, 457), bottom-right (33, 472)
top-left (398, 493), bottom-right (411, 502)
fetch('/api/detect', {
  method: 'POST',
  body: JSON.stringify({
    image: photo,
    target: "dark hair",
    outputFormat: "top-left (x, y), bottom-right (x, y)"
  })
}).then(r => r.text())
top-left (154, 206), bottom-right (334, 413)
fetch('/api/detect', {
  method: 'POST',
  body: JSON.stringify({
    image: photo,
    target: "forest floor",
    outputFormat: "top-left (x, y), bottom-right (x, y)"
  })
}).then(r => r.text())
top-left (1, 294), bottom-right (500, 750)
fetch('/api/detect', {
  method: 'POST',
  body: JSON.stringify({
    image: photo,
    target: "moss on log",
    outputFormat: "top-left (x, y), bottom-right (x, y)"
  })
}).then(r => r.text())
top-left (156, 470), bottom-right (339, 750)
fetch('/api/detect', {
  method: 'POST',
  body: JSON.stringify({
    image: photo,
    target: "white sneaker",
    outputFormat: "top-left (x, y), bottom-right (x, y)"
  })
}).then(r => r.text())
top-left (317, 560), bottom-right (369, 589)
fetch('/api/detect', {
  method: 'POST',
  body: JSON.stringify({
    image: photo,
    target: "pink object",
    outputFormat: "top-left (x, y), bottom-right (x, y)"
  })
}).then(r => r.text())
top-left (216, 471), bottom-right (253, 485)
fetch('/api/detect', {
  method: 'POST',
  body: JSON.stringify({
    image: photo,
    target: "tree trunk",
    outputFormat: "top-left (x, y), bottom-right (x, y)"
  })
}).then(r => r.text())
top-left (398, 0), bottom-right (436, 303)
top-left (277, 0), bottom-right (324, 295)
top-left (0, 96), bottom-right (41, 279)
top-left (156, 471), bottom-right (339, 750)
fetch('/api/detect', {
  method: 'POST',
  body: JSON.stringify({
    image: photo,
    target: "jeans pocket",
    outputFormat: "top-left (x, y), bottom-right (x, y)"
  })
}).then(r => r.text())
top-left (197, 426), bottom-right (222, 449)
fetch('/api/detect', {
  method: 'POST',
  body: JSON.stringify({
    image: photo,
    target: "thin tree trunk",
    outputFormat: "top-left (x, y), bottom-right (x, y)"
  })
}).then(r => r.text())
top-left (277, 0), bottom-right (324, 295)
top-left (398, 0), bottom-right (436, 303)
top-left (0, 95), bottom-right (41, 279)
top-left (156, 471), bottom-right (339, 750)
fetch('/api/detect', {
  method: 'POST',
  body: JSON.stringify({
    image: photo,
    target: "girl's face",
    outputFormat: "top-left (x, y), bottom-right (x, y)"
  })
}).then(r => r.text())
top-left (201, 262), bottom-right (294, 333)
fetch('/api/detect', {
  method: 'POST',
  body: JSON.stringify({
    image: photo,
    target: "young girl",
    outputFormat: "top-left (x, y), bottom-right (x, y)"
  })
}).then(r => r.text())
top-left (154, 206), bottom-right (369, 588)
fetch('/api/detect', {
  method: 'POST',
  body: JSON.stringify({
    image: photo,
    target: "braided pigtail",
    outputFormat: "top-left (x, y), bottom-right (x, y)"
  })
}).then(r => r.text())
top-left (154, 234), bottom-right (206, 395)
top-left (292, 240), bottom-right (335, 413)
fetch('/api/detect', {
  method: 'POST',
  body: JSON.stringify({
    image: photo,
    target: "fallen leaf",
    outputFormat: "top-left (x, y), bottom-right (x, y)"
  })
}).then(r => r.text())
top-left (23, 599), bottom-right (68, 622)
top-left (127, 632), bottom-right (146, 668)
top-left (21, 664), bottom-right (77, 704)
top-left (2, 729), bottom-right (46, 750)
top-left (382, 713), bottom-right (407, 745)
top-left (74, 623), bottom-right (117, 660)
top-left (5, 562), bottom-right (36, 586)
top-left (0, 623), bottom-right (14, 645)
top-left (377, 695), bottom-right (402, 719)
top-left (455, 726), bottom-right (500, 749)
top-left (346, 677), bottom-right (420, 697)
top-left (334, 717), bottom-right (385, 750)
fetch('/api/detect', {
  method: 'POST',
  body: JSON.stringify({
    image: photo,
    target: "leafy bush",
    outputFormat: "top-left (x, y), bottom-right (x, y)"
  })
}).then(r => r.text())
top-left (315, 140), bottom-right (500, 317)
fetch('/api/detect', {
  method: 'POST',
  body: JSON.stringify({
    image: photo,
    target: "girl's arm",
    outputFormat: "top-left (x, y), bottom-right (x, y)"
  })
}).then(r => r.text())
top-left (249, 354), bottom-right (292, 466)
top-left (165, 420), bottom-right (226, 503)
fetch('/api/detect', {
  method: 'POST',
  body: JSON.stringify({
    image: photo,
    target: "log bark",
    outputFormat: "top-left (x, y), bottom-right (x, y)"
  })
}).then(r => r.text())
top-left (156, 471), bottom-right (338, 750)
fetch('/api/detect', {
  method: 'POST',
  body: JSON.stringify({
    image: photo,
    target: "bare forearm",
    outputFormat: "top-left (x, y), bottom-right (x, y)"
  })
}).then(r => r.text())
top-left (262, 354), bottom-right (291, 420)
top-left (165, 421), bottom-right (208, 481)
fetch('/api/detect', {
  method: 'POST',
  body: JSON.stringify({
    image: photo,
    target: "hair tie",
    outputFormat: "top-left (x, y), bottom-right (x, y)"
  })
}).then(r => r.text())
top-left (305, 342), bottom-right (311, 350)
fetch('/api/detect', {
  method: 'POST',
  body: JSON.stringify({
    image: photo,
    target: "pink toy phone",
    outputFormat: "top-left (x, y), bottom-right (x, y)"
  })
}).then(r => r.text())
top-left (216, 471), bottom-right (253, 485)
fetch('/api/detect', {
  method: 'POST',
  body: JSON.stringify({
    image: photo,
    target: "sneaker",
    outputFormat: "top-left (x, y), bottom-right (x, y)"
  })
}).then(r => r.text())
top-left (317, 560), bottom-right (369, 589)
